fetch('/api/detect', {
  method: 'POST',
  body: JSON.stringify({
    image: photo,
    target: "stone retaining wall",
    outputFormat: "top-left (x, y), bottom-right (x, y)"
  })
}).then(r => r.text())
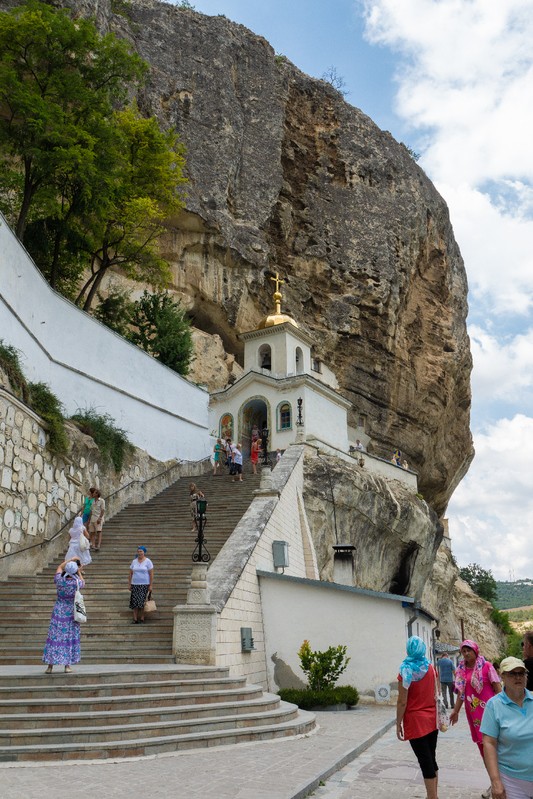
top-left (0, 386), bottom-right (210, 580)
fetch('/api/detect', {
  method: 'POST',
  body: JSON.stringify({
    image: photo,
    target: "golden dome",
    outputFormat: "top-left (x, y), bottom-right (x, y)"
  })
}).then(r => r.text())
top-left (257, 312), bottom-right (299, 329)
top-left (257, 277), bottom-right (299, 329)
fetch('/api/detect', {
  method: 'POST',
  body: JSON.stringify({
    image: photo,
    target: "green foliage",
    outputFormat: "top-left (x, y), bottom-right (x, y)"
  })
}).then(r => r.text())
top-left (278, 685), bottom-right (359, 709)
top-left (27, 382), bottom-right (68, 456)
top-left (298, 640), bottom-right (350, 691)
top-left (0, 342), bottom-right (67, 454)
top-left (495, 579), bottom-right (533, 610)
top-left (74, 105), bottom-right (187, 311)
top-left (93, 288), bottom-right (135, 337)
top-left (128, 290), bottom-right (194, 375)
top-left (0, 0), bottom-right (146, 241)
top-left (506, 607), bottom-right (533, 623)
top-left (490, 606), bottom-right (513, 635)
top-left (459, 563), bottom-right (498, 603)
top-left (177, 0), bottom-right (195, 8)
top-left (403, 144), bottom-right (421, 162)
top-left (0, 2), bottom-right (186, 308)
top-left (0, 340), bottom-right (29, 402)
top-left (70, 409), bottom-right (133, 472)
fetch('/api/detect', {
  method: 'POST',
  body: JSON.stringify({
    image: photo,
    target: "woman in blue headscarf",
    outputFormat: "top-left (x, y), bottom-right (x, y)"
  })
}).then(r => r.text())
top-left (397, 636), bottom-right (439, 799)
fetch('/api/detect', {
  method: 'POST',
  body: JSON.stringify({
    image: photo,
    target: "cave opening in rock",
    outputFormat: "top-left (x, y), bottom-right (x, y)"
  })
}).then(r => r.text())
top-left (389, 541), bottom-right (420, 596)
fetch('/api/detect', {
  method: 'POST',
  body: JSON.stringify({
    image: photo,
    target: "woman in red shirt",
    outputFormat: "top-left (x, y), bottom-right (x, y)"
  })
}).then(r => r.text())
top-left (397, 636), bottom-right (439, 799)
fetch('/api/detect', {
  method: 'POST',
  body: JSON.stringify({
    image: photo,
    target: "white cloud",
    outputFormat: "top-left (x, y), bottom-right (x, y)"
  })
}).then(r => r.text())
top-left (358, 1), bottom-right (533, 580)
top-left (360, 0), bottom-right (533, 314)
top-left (469, 324), bottom-right (533, 405)
top-left (447, 415), bottom-right (533, 579)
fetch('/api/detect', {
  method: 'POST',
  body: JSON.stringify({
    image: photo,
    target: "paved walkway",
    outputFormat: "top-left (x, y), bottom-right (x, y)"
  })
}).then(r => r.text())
top-left (1, 701), bottom-right (394, 799)
top-left (312, 722), bottom-right (489, 799)
top-left (0, 678), bottom-right (489, 799)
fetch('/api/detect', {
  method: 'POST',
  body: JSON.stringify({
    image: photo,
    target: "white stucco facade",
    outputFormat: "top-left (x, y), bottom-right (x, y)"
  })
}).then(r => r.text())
top-left (209, 317), bottom-right (351, 455)
top-left (0, 215), bottom-right (210, 462)
top-left (259, 573), bottom-right (435, 696)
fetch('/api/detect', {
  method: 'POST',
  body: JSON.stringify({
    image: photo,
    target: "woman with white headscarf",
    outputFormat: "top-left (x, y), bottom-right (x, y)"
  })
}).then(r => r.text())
top-left (42, 557), bottom-right (85, 674)
top-left (396, 636), bottom-right (439, 799)
top-left (65, 516), bottom-right (92, 566)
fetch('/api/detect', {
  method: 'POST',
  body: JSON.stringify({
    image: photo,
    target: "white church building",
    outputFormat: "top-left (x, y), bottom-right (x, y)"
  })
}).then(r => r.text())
top-left (209, 275), bottom-right (353, 456)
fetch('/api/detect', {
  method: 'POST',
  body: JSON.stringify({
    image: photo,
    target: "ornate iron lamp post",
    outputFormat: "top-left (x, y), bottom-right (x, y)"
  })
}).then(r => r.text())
top-left (192, 497), bottom-right (210, 563)
top-left (296, 397), bottom-right (303, 426)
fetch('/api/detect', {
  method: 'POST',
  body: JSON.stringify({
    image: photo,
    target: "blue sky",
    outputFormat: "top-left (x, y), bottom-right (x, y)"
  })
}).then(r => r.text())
top-left (173, 0), bottom-right (533, 581)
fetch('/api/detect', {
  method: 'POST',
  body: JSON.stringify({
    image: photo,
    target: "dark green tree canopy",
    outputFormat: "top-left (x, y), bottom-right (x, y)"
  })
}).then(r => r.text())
top-left (0, 1), bottom-right (187, 309)
top-left (0, 0), bottom-right (146, 238)
top-left (128, 290), bottom-right (194, 376)
top-left (459, 563), bottom-right (498, 603)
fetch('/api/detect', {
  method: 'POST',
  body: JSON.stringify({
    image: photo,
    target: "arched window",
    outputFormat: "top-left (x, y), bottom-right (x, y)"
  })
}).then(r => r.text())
top-left (278, 402), bottom-right (292, 431)
top-left (258, 343), bottom-right (272, 371)
top-left (295, 346), bottom-right (303, 374)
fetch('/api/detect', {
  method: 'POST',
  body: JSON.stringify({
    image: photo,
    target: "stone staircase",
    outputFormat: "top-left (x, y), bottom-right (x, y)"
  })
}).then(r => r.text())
top-left (0, 470), bottom-right (316, 761)
top-left (0, 472), bottom-right (262, 665)
top-left (0, 665), bottom-right (315, 762)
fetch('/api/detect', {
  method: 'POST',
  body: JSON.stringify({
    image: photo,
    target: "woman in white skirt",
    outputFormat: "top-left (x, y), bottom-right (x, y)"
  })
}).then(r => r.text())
top-left (65, 516), bottom-right (92, 567)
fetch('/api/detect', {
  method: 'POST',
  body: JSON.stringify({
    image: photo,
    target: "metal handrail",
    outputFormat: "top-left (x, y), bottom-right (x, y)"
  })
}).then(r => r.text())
top-left (0, 455), bottom-right (210, 563)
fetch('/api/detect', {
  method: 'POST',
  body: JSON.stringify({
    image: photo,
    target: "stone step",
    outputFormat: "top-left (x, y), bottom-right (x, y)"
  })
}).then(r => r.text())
top-left (0, 654), bottom-right (175, 665)
top-left (0, 664), bottom-right (228, 683)
top-left (0, 708), bottom-right (316, 762)
top-left (0, 703), bottom-right (298, 746)
top-left (2, 694), bottom-right (279, 728)
top-left (0, 675), bottom-right (245, 699)
top-left (0, 684), bottom-right (264, 714)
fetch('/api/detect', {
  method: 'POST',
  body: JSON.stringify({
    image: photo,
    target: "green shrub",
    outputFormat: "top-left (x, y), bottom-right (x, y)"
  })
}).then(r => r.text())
top-left (298, 640), bottom-right (350, 690)
top-left (278, 685), bottom-right (359, 709)
top-left (0, 340), bottom-right (29, 401)
top-left (28, 382), bottom-right (68, 456)
top-left (71, 409), bottom-right (133, 471)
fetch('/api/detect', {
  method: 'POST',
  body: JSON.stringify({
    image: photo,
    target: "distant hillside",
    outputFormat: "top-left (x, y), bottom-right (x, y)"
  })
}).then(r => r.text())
top-left (495, 579), bottom-right (533, 610)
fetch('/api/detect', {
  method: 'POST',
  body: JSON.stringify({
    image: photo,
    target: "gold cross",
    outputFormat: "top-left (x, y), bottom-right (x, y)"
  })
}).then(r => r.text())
top-left (270, 272), bottom-right (284, 293)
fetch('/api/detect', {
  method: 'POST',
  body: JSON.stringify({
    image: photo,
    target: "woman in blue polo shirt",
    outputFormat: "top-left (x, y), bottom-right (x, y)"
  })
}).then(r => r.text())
top-left (481, 656), bottom-right (533, 799)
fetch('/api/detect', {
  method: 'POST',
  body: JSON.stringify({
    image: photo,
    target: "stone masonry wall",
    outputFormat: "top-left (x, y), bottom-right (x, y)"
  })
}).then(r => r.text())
top-left (208, 444), bottom-right (316, 686)
top-left (0, 386), bottom-right (209, 579)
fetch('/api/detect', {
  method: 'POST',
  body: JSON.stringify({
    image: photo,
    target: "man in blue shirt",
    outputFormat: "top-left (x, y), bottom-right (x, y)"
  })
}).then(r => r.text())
top-left (437, 655), bottom-right (456, 708)
top-left (481, 656), bottom-right (533, 799)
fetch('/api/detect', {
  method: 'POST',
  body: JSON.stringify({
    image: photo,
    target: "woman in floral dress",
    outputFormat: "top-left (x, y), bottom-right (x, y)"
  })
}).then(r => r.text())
top-left (449, 639), bottom-right (501, 799)
top-left (42, 558), bottom-right (84, 673)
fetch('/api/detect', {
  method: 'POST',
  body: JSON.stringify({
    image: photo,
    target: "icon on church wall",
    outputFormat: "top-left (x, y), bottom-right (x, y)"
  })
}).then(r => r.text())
top-left (220, 413), bottom-right (233, 441)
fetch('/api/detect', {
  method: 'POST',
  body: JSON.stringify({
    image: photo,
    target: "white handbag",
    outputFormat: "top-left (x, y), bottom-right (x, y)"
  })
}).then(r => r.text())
top-left (73, 578), bottom-right (87, 624)
top-left (79, 532), bottom-right (90, 552)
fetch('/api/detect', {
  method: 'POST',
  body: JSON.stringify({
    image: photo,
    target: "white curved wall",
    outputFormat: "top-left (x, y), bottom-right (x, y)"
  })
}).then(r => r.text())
top-left (0, 215), bottom-right (210, 461)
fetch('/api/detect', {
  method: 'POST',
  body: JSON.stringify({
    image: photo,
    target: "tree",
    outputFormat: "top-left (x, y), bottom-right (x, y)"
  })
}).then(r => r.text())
top-left (0, 0), bottom-right (146, 240)
top-left (459, 563), bottom-right (498, 603)
top-left (92, 287), bottom-right (135, 337)
top-left (128, 291), bottom-right (194, 376)
top-left (74, 106), bottom-right (186, 311)
top-left (0, 2), bottom-right (187, 306)
top-left (321, 66), bottom-right (349, 97)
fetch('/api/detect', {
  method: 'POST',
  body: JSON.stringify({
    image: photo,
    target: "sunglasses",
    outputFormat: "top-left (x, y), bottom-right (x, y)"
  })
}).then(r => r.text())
top-left (505, 671), bottom-right (527, 677)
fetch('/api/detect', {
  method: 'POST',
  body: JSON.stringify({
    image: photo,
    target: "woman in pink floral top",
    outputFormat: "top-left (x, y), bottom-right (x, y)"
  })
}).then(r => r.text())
top-left (449, 639), bottom-right (501, 798)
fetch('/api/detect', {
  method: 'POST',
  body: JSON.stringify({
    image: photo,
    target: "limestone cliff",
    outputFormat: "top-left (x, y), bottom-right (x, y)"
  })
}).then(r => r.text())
top-left (1, 0), bottom-right (487, 639)
top-left (303, 450), bottom-right (440, 598)
top-left (1, 0), bottom-right (474, 518)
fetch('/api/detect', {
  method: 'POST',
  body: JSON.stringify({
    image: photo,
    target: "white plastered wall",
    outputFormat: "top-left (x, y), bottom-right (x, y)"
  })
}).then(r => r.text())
top-left (209, 445), bottom-right (318, 685)
top-left (259, 575), bottom-right (418, 696)
top-left (0, 215), bottom-right (210, 461)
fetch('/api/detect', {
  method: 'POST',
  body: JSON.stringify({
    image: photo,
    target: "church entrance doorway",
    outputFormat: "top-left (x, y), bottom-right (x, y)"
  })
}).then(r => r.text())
top-left (239, 397), bottom-right (269, 462)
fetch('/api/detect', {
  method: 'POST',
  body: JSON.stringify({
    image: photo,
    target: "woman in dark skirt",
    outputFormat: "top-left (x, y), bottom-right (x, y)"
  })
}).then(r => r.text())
top-left (129, 546), bottom-right (154, 624)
